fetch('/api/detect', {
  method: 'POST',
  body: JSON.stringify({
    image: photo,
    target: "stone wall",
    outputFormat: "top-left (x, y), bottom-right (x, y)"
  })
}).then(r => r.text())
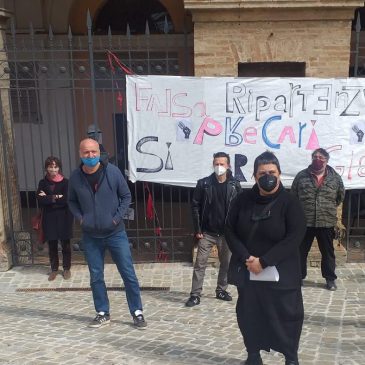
top-left (0, 4), bottom-right (16, 271)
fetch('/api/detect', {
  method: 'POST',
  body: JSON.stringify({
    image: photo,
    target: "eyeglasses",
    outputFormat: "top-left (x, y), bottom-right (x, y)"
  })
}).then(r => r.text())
top-left (251, 210), bottom-right (272, 222)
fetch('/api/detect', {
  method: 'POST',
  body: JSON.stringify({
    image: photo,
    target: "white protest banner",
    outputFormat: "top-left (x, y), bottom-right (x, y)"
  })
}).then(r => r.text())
top-left (126, 75), bottom-right (365, 189)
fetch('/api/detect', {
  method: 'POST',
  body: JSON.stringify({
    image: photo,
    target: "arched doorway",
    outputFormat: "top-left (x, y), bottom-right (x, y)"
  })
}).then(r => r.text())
top-left (94, 0), bottom-right (174, 34)
top-left (69, 0), bottom-right (190, 35)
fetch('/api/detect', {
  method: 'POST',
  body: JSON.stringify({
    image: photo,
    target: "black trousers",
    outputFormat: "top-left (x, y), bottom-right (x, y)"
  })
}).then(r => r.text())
top-left (237, 284), bottom-right (303, 362)
top-left (300, 227), bottom-right (336, 281)
top-left (48, 240), bottom-right (71, 271)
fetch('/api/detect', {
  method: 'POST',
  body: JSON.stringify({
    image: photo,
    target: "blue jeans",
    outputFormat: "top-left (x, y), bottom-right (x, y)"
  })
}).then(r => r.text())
top-left (83, 230), bottom-right (143, 315)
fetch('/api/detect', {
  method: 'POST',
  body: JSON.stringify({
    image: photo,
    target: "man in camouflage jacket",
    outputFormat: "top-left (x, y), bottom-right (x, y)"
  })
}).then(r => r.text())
top-left (291, 148), bottom-right (345, 291)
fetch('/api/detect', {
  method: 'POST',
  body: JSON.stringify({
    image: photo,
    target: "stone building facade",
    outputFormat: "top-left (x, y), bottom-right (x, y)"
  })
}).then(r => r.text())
top-left (0, 0), bottom-right (363, 270)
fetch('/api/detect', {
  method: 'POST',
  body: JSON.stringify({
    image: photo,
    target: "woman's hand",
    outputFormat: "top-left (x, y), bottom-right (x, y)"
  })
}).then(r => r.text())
top-left (38, 190), bottom-right (46, 196)
top-left (246, 256), bottom-right (263, 274)
top-left (195, 233), bottom-right (204, 239)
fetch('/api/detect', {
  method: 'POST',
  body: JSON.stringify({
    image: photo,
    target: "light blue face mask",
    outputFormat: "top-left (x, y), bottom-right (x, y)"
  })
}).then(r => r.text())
top-left (81, 156), bottom-right (100, 167)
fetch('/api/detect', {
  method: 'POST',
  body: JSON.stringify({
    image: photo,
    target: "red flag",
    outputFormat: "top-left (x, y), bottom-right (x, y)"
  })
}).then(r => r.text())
top-left (146, 192), bottom-right (154, 221)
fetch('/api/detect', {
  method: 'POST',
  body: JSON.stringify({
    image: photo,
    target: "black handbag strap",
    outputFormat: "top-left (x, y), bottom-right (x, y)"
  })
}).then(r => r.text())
top-left (246, 196), bottom-right (279, 245)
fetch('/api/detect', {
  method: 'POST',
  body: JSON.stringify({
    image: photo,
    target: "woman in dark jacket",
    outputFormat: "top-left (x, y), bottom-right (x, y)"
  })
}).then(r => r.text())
top-left (37, 156), bottom-right (73, 281)
top-left (225, 151), bottom-right (306, 365)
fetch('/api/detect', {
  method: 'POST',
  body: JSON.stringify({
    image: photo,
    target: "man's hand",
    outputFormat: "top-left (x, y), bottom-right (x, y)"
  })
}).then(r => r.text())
top-left (246, 256), bottom-right (263, 274)
top-left (38, 190), bottom-right (46, 196)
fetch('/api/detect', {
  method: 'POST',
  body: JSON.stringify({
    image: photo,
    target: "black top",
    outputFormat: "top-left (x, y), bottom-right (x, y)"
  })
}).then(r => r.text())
top-left (225, 183), bottom-right (306, 288)
top-left (82, 164), bottom-right (104, 193)
top-left (205, 179), bottom-right (227, 234)
top-left (36, 177), bottom-right (73, 241)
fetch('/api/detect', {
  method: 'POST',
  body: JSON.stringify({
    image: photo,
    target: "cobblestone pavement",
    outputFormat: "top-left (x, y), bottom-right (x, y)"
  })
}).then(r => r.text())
top-left (0, 259), bottom-right (364, 365)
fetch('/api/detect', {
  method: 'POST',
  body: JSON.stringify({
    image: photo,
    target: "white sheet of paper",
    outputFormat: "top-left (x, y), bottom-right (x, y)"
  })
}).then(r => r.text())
top-left (249, 266), bottom-right (279, 282)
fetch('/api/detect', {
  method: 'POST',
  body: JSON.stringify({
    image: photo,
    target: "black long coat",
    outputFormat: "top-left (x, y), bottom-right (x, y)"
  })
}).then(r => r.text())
top-left (225, 183), bottom-right (306, 288)
top-left (225, 184), bottom-right (306, 358)
top-left (36, 177), bottom-right (73, 241)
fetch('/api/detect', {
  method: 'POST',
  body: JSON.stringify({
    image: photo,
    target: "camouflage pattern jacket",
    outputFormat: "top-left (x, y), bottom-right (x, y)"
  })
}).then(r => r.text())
top-left (291, 165), bottom-right (345, 228)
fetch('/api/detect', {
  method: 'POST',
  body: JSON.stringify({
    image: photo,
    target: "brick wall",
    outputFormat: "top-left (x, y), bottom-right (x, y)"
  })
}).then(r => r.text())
top-left (194, 20), bottom-right (352, 77)
top-left (185, 0), bottom-right (363, 77)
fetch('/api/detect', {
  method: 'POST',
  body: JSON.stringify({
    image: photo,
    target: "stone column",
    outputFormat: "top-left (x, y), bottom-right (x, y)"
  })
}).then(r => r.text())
top-left (0, 5), bottom-right (20, 271)
top-left (184, 0), bottom-right (364, 77)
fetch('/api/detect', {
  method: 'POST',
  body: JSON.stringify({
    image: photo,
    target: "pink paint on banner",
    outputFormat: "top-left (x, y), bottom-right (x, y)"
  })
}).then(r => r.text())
top-left (193, 116), bottom-right (222, 145)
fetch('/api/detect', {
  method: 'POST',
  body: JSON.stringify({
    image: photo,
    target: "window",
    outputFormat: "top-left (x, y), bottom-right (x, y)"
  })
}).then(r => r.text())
top-left (238, 62), bottom-right (306, 77)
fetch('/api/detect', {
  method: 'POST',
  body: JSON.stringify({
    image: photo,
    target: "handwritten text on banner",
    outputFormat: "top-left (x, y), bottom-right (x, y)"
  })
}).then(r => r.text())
top-left (127, 75), bottom-right (365, 189)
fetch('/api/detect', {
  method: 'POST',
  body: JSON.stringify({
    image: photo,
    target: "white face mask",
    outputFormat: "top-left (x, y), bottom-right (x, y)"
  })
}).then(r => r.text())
top-left (214, 165), bottom-right (227, 176)
top-left (47, 166), bottom-right (59, 177)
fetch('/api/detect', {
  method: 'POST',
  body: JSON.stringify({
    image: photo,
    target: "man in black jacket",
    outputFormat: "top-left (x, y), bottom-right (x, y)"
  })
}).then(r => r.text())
top-left (185, 152), bottom-right (241, 307)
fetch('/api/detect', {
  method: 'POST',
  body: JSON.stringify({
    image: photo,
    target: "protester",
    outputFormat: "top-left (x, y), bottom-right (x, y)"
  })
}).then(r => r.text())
top-left (225, 151), bottom-right (306, 365)
top-left (68, 138), bottom-right (146, 328)
top-left (185, 152), bottom-right (241, 307)
top-left (37, 156), bottom-right (73, 281)
top-left (291, 148), bottom-right (345, 291)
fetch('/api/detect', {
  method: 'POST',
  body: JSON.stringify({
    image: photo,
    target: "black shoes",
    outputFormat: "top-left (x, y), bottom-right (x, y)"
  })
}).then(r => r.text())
top-left (185, 295), bottom-right (200, 307)
top-left (132, 313), bottom-right (147, 329)
top-left (326, 279), bottom-right (337, 291)
top-left (89, 313), bottom-right (111, 328)
top-left (245, 352), bottom-right (263, 365)
top-left (216, 290), bottom-right (233, 301)
top-left (186, 291), bottom-right (232, 306)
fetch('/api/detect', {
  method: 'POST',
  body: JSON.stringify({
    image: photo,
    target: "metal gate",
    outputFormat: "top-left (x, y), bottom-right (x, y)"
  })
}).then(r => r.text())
top-left (0, 14), bottom-right (195, 265)
top-left (346, 9), bottom-right (365, 261)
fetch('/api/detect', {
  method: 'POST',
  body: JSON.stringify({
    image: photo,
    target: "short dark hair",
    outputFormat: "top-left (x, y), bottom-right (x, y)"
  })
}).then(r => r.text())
top-left (312, 148), bottom-right (329, 160)
top-left (253, 151), bottom-right (281, 175)
top-left (44, 156), bottom-right (62, 171)
top-left (213, 152), bottom-right (230, 164)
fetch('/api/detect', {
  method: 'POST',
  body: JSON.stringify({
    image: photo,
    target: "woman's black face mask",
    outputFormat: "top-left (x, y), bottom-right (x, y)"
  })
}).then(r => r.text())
top-left (258, 174), bottom-right (277, 192)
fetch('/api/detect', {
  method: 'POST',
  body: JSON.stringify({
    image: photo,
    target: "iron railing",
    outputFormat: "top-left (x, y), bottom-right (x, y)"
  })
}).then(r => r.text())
top-left (0, 12), bottom-right (194, 265)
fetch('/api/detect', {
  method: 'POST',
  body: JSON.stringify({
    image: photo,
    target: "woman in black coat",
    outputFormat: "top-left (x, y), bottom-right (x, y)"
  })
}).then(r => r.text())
top-left (225, 151), bottom-right (306, 365)
top-left (36, 156), bottom-right (73, 281)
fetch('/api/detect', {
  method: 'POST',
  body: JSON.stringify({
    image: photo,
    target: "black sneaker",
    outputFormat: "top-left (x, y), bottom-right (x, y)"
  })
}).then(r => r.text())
top-left (216, 290), bottom-right (233, 301)
top-left (326, 279), bottom-right (337, 291)
top-left (88, 313), bottom-right (110, 328)
top-left (185, 295), bottom-right (200, 307)
top-left (245, 352), bottom-right (263, 365)
top-left (133, 313), bottom-right (147, 329)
